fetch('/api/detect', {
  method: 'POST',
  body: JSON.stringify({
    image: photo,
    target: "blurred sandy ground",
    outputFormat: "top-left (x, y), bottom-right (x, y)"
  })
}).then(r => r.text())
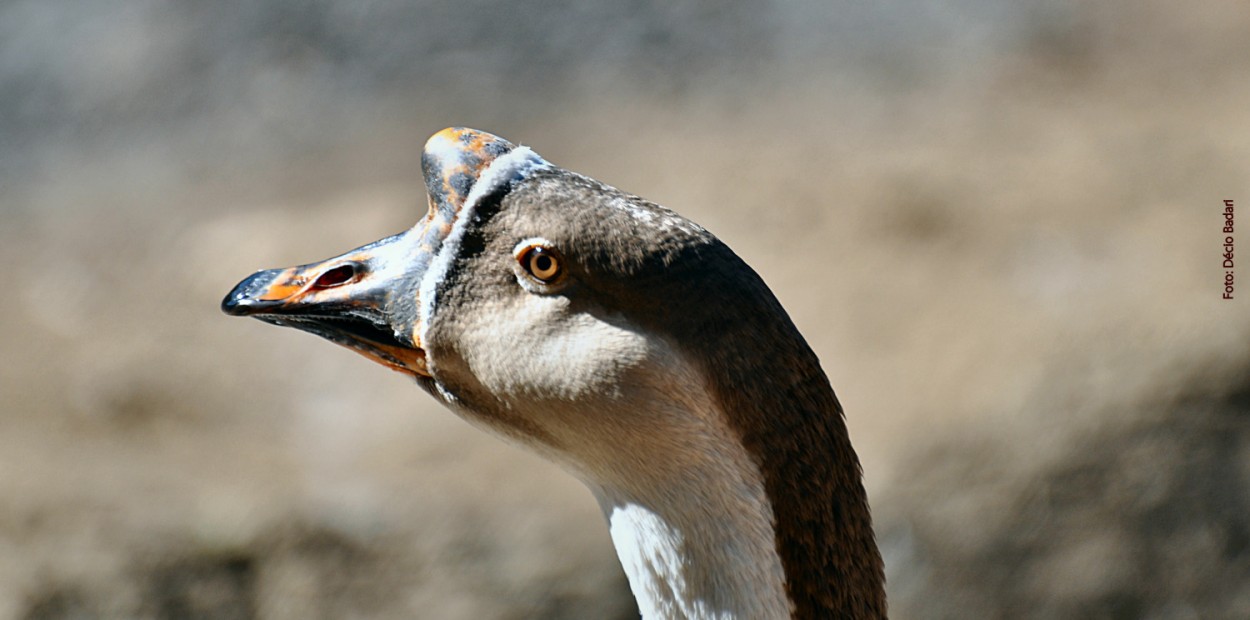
top-left (2, 1), bottom-right (1248, 618)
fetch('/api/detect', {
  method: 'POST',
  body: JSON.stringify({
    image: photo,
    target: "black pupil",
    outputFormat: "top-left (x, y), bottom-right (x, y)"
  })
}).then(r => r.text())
top-left (315, 264), bottom-right (356, 288)
top-left (533, 254), bottom-right (553, 274)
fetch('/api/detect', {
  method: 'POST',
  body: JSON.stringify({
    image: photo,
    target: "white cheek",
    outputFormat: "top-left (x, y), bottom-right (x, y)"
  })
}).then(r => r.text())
top-left (460, 296), bottom-right (651, 402)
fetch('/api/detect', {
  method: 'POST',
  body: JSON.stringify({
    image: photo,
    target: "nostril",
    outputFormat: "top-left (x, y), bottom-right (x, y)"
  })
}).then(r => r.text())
top-left (312, 263), bottom-right (360, 289)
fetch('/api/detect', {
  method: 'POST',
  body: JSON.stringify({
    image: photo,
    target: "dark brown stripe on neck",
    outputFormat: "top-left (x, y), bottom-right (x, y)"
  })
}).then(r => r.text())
top-left (630, 241), bottom-right (887, 618)
top-left (694, 280), bottom-right (886, 618)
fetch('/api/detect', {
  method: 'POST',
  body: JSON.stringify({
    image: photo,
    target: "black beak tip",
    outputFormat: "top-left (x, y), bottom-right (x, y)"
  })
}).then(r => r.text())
top-left (221, 292), bottom-right (244, 315)
top-left (222, 270), bottom-right (275, 316)
top-left (221, 284), bottom-right (252, 316)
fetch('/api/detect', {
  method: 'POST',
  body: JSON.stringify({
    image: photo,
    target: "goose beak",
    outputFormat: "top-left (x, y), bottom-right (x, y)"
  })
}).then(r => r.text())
top-left (221, 232), bottom-right (431, 378)
top-left (222, 127), bottom-right (521, 379)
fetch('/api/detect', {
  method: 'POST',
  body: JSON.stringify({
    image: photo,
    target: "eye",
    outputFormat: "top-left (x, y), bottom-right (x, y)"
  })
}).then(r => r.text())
top-left (311, 263), bottom-right (360, 289)
top-left (519, 246), bottom-right (563, 283)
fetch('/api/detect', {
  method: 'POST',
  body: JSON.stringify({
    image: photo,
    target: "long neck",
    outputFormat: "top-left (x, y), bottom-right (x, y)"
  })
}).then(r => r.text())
top-left (599, 240), bottom-right (888, 619)
top-left (591, 412), bottom-right (793, 619)
top-left (695, 328), bottom-right (887, 619)
top-left (655, 246), bottom-right (880, 615)
top-left (588, 379), bottom-right (883, 620)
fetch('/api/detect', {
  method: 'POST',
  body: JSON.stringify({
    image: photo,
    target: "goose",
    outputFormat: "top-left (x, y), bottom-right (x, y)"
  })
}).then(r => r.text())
top-left (222, 128), bottom-right (886, 619)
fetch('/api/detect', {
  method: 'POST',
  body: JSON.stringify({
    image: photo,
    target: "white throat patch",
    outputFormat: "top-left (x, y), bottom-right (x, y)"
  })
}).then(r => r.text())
top-left (601, 481), bottom-right (791, 620)
top-left (590, 374), bottom-right (793, 620)
top-left (609, 503), bottom-right (736, 620)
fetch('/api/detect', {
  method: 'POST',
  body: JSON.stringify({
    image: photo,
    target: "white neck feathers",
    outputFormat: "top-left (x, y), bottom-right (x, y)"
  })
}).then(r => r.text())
top-left (601, 495), bottom-right (792, 620)
top-left (586, 377), bottom-right (793, 620)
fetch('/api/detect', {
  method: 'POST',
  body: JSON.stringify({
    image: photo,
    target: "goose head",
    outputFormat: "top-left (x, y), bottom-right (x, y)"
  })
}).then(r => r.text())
top-left (223, 127), bottom-right (885, 619)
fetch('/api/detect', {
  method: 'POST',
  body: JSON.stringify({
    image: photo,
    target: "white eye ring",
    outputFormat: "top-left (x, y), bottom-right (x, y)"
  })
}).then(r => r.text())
top-left (522, 246), bottom-right (561, 281)
top-left (512, 237), bottom-right (568, 290)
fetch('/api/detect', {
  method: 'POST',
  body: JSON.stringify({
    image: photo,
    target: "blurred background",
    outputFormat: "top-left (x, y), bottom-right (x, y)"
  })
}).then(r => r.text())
top-left (1, 0), bottom-right (1248, 618)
